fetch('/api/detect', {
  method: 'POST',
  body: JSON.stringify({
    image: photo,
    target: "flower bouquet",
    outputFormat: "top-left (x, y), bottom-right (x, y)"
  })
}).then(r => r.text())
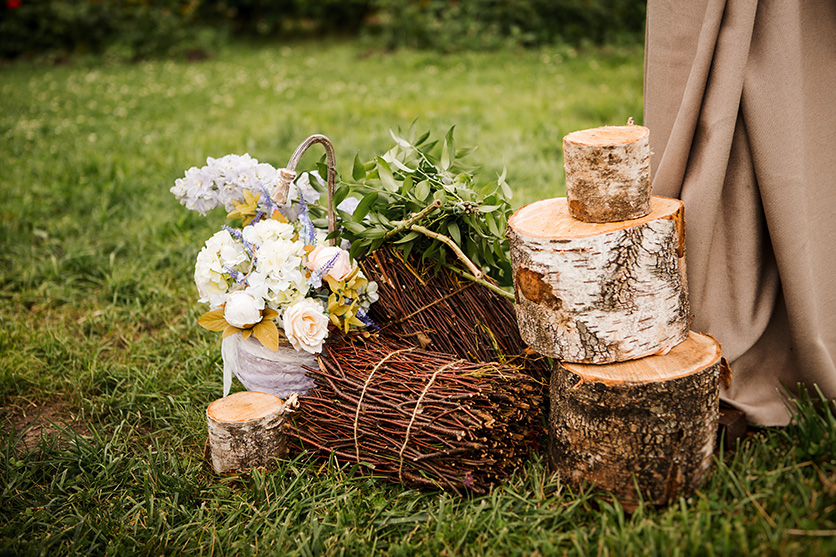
top-left (172, 136), bottom-right (378, 397)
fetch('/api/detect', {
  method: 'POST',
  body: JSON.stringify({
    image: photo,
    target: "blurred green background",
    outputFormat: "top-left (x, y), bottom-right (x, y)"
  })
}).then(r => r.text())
top-left (0, 0), bottom-right (646, 60)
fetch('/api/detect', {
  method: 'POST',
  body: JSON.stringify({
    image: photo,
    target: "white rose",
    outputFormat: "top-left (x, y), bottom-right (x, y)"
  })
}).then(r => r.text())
top-left (223, 291), bottom-right (265, 328)
top-left (306, 245), bottom-right (353, 281)
top-left (283, 299), bottom-right (329, 354)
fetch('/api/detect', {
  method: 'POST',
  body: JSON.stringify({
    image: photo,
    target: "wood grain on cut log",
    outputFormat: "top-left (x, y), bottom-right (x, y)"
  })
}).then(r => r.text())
top-left (508, 196), bottom-right (689, 363)
top-left (549, 331), bottom-right (723, 509)
top-left (206, 391), bottom-right (297, 474)
top-left (563, 124), bottom-right (651, 223)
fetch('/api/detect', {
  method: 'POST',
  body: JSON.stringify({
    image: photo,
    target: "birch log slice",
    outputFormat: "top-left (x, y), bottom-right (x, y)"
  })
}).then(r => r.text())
top-left (564, 125), bottom-right (651, 223)
top-left (206, 391), bottom-right (296, 474)
top-left (508, 196), bottom-right (689, 363)
top-left (549, 331), bottom-right (724, 509)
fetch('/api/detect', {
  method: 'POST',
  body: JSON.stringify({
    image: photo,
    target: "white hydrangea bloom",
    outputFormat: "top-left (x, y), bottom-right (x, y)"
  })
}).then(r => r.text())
top-left (355, 271), bottom-right (379, 312)
top-left (171, 166), bottom-right (218, 215)
top-left (174, 153), bottom-right (286, 215)
top-left (251, 236), bottom-right (309, 310)
top-left (241, 218), bottom-right (295, 246)
top-left (194, 229), bottom-right (250, 308)
top-left (336, 196), bottom-right (361, 216)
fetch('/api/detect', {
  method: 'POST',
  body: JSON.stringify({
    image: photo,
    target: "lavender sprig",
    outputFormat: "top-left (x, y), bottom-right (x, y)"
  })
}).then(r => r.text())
top-left (250, 209), bottom-right (265, 227)
top-left (223, 225), bottom-right (243, 241)
top-left (307, 252), bottom-right (340, 288)
top-left (225, 266), bottom-right (246, 284)
top-left (356, 309), bottom-right (379, 330)
top-left (260, 185), bottom-right (279, 214)
top-left (298, 195), bottom-right (317, 247)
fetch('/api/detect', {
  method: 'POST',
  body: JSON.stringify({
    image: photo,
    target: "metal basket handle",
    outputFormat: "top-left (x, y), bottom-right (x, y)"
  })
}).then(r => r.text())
top-left (271, 134), bottom-right (337, 247)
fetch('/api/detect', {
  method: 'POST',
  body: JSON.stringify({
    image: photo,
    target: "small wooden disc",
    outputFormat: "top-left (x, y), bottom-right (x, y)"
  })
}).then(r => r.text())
top-left (509, 196), bottom-right (684, 240)
top-left (207, 391), bottom-right (284, 423)
top-left (562, 331), bottom-right (721, 386)
top-left (564, 124), bottom-right (648, 146)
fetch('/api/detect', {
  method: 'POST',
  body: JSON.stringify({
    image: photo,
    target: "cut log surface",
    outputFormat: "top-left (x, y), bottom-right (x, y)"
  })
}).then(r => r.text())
top-left (563, 125), bottom-right (651, 223)
top-left (206, 391), bottom-right (296, 474)
top-left (508, 196), bottom-right (689, 363)
top-left (549, 331), bottom-right (722, 508)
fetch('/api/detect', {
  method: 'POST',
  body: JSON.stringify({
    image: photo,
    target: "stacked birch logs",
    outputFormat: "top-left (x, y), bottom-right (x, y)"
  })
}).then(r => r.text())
top-left (508, 123), bottom-right (725, 509)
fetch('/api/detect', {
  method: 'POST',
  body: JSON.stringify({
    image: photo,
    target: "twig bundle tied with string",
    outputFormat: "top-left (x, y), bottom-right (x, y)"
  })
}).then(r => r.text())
top-left (289, 336), bottom-right (543, 494)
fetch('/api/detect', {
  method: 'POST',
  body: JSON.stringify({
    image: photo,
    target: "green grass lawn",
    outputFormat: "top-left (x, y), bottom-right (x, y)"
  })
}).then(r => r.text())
top-left (1, 39), bottom-right (834, 555)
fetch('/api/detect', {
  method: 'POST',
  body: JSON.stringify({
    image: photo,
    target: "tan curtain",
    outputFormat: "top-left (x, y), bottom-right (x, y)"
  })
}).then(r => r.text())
top-left (644, 0), bottom-right (836, 425)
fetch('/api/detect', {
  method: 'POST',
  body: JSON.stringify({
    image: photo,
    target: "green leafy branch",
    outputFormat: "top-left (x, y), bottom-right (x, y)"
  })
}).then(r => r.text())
top-left (333, 124), bottom-right (515, 287)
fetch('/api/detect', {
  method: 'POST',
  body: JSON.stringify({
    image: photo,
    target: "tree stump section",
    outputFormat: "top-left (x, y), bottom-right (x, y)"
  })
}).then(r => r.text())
top-left (508, 196), bottom-right (689, 363)
top-left (206, 391), bottom-right (298, 474)
top-left (564, 125), bottom-right (651, 223)
top-left (549, 331), bottom-right (724, 509)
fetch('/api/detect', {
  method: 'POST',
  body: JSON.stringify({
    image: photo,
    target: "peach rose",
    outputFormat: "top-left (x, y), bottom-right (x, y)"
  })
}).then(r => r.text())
top-left (306, 245), bottom-right (353, 281)
top-left (282, 299), bottom-right (329, 354)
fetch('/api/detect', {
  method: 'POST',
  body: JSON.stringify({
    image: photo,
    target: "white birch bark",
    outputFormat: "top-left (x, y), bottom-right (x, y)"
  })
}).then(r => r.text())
top-left (563, 124), bottom-right (651, 223)
top-left (206, 391), bottom-right (298, 474)
top-left (508, 196), bottom-right (689, 363)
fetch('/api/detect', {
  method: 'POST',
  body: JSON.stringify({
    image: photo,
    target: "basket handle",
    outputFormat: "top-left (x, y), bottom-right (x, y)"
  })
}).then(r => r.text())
top-left (271, 134), bottom-right (337, 247)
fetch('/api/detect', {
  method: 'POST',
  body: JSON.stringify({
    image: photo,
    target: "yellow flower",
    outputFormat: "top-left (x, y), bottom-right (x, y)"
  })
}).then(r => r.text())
top-left (226, 189), bottom-right (261, 226)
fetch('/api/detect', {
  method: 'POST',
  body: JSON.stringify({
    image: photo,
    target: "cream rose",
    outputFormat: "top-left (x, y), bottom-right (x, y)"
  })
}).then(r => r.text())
top-left (306, 245), bottom-right (353, 281)
top-left (224, 290), bottom-right (264, 328)
top-left (282, 299), bottom-right (329, 354)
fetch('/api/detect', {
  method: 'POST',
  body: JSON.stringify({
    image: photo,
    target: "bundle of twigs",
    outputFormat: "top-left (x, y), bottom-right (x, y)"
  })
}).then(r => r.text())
top-left (289, 335), bottom-right (543, 494)
top-left (359, 245), bottom-right (551, 383)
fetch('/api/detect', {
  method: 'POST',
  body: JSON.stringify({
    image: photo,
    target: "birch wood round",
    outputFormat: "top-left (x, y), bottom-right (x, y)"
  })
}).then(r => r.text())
top-left (549, 331), bottom-right (724, 509)
top-left (508, 196), bottom-right (689, 363)
top-left (206, 391), bottom-right (296, 474)
top-left (563, 124), bottom-right (651, 223)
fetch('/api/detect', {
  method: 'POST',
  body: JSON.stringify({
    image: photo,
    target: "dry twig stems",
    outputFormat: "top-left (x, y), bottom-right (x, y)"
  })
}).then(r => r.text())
top-left (290, 336), bottom-right (543, 494)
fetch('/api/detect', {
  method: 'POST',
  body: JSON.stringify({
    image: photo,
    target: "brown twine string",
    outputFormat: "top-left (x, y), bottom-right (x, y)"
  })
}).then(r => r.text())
top-left (353, 347), bottom-right (417, 463)
top-left (398, 360), bottom-right (464, 483)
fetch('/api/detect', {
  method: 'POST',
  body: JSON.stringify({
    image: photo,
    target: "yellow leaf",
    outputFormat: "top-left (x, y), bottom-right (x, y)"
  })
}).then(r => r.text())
top-left (252, 319), bottom-right (280, 351)
top-left (242, 328), bottom-right (252, 340)
top-left (331, 304), bottom-right (350, 317)
top-left (198, 308), bottom-right (228, 332)
top-left (304, 245), bottom-right (316, 255)
top-left (348, 315), bottom-right (365, 328)
top-left (222, 324), bottom-right (242, 338)
top-left (329, 313), bottom-right (341, 327)
top-left (262, 308), bottom-right (279, 321)
top-left (271, 211), bottom-right (288, 223)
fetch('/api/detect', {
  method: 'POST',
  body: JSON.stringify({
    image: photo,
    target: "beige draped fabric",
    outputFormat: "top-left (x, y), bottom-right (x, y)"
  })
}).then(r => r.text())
top-left (644, 0), bottom-right (836, 425)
